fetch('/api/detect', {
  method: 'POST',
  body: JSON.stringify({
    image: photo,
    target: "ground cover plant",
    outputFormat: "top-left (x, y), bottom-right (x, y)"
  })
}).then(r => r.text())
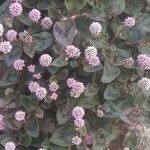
top-left (0, 0), bottom-right (150, 149)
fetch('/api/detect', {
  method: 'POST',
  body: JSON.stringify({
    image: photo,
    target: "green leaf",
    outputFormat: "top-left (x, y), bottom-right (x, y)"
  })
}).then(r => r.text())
top-left (23, 46), bottom-right (35, 58)
top-left (24, 116), bottom-right (40, 137)
top-left (138, 43), bottom-right (150, 55)
top-left (84, 83), bottom-right (99, 97)
top-left (53, 20), bottom-right (76, 47)
top-left (20, 95), bottom-right (39, 111)
top-left (19, 133), bottom-right (32, 147)
top-left (104, 84), bottom-right (120, 100)
top-left (64, 0), bottom-right (86, 12)
top-left (101, 62), bottom-right (121, 83)
top-left (52, 57), bottom-right (69, 67)
top-left (32, 32), bottom-right (54, 51)
top-left (51, 123), bottom-right (74, 147)
top-left (83, 63), bottom-right (103, 73)
top-left (57, 69), bottom-right (69, 81)
top-left (4, 45), bottom-right (22, 67)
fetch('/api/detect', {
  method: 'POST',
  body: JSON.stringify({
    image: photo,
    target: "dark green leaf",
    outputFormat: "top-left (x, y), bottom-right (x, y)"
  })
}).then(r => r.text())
top-left (52, 57), bottom-right (68, 67)
top-left (19, 133), bottom-right (32, 147)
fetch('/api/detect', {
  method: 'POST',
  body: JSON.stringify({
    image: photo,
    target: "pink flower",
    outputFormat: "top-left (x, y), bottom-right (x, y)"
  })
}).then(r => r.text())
top-left (125, 57), bottom-right (134, 67)
top-left (65, 45), bottom-right (80, 58)
top-left (72, 136), bottom-right (82, 145)
top-left (0, 114), bottom-right (5, 130)
top-left (9, 2), bottom-right (23, 17)
top-left (24, 35), bottom-right (33, 45)
top-left (49, 82), bottom-right (59, 92)
top-left (0, 41), bottom-right (12, 54)
top-left (39, 54), bottom-right (52, 67)
top-left (41, 17), bottom-right (53, 30)
top-left (72, 106), bottom-right (85, 119)
top-left (35, 87), bottom-right (47, 100)
top-left (67, 78), bottom-right (77, 88)
top-left (124, 17), bottom-right (135, 28)
top-left (15, 110), bottom-right (26, 121)
top-left (137, 54), bottom-right (150, 70)
top-left (28, 81), bottom-right (40, 93)
top-left (27, 64), bottom-right (35, 73)
top-left (88, 56), bottom-right (100, 67)
top-left (13, 59), bottom-right (25, 70)
top-left (85, 134), bottom-right (93, 145)
top-left (0, 24), bottom-right (4, 36)
top-left (123, 147), bottom-right (130, 150)
top-left (89, 22), bottom-right (102, 36)
top-left (6, 29), bottom-right (17, 42)
top-left (84, 46), bottom-right (98, 59)
top-left (97, 109), bottom-right (104, 118)
top-left (49, 93), bottom-right (58, 100)
top-left (5, 141), bottom-right (16, 150)
top-left (33, 73), bottom-right (41, 80)
top-left (138, 77), bottom-right (150, 90)
top-left (74, 118), bottom-right (85, 128)
top-left (29, 9), bottom-right (41, 23)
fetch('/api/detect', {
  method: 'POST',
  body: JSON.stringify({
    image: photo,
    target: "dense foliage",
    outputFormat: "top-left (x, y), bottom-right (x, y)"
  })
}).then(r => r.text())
top-left (0, 0), bottom-right (150, 149)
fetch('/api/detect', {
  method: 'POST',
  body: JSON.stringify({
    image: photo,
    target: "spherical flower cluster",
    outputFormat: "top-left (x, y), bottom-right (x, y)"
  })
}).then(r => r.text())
top-left (33, 73), bottom-right (41, 80)
top-left (123, 147), bottom-right (130, 150)
top-left (9, 2), bottom-right (23, 17)
top-left (12, 0), bottom-right (23, 2)
top-left (138, 77), bottom-right (150, 90)
top-left (89, 22), bottom-right (102, 36)
top-left (97, 109), bottom-right (104, 118)
top-left (24, 35), bottom-right (33, 45)
top-left (41, 17), bottom-right (53, 30)
top-left (0, 41), bottom-right (12, 54)
top-left (28, 81), bottom-right (40, 93)
top-left (74, 118), bottom-right (85, 128)
top-left (0, 114), bottom-right (5, 130)
top-left (65, 45), bottom-right (81, 59)
top-left (15, 110), bottom-right (26, 121)
top-left (49, 93), bottom-right (58, 100)
top-left (137, 54), bottom-right (150, 70)
top-left (125, 57), bottom-right (134, 67)
top-left (85, 134), bottom-right (93, 145)
top-left (29, 9), bottom-right (41, 23)
top-left (6, 29), bottom-right (17, 42)
top-left (39, 54), bottom-right (52, 67)
top-left (38, 148), bottom-right (46, 150)
top-left (72, 106), bottom-right (85, 119)
top-left (0, 24), bottom-right (4, 36)
top-left (124, 17), bottom-right (135, 28)
top-left (5, 141), bottom-right (16, 150)
top-left (49, 82), bottom-right (59, 92)
top-left (72, 136), bottom-right (82, 145)
top-left (13, 59), bottom-right (25, 70)
top-left (35, 87), bottom-right (47, 100)
top-left (67, 78), bottom-right (85, 98)
top-left (84, 46), bottom-right (100, 66)
top-left (27, 64), bottom-right (35, 73)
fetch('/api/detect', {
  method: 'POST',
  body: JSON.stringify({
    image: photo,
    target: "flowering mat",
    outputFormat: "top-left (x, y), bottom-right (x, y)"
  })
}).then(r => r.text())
top-left (0, 0), bottom-right (150, 150)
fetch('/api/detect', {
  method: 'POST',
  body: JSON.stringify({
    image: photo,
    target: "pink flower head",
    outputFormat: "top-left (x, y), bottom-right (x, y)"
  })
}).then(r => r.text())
top-left (35, 87), bottom-right (47, 100)
top-left (49, 93), bottom-right (58, 100)
top-left (84, 46), bottom-right (98, 59)
top-left (137, 54), bottom-right (150, 70)
top-left (9, 2), bottom-right (23, 17)
top-left (0, 114), bottom-right (5, 130)
top-left (124, 17), bottom-right (135, 28)
top-left (85, 134), bottom-right (93, 145)
top-left (65, 45), bottom-right (81, 58)
top-left (29, 9), bottom-right (41, 23)
top-left (138, 77), bottom-right (150, 90)
top-left (125, 57), bottom-right (134, 67)
top-left (28, 81), bottom-right (40, 93)
top-left (49, 82), bottom-right (59, 92)
top-left (5, 141), bottom-right (16, 150)
top-left (15, 110), bottom-right (26, 121)
top-left (88, 55), bottom-right (100, 67)
top-left (89, 22), bottom-right (102, 36)
top-left (72, 106), bottom-right (85, 119)
top-left (33, 73), bottom-right (41, 80)
top-left (27, 64), bottom-right (35, 73)
top-left (70, 81), bottom-right (85, 98)
top-left (39, 54), bottom-right (52, 67)
top-left (74, 118), bottom-right (85, 128)
top-left (72, 136), bottom-right (82, 145)
top-left (0, 41), bottom-right (12, 54)
top-left (13, 59), bottom-right (25, 70)
top-left (6, 29), bottom-right (17, 42)
top-left (41, 17), bottom-right (53, 30)
top-left (97, 109), bottom-right (104, 118)
top-left (67, 78), bottom-right (77, 88)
